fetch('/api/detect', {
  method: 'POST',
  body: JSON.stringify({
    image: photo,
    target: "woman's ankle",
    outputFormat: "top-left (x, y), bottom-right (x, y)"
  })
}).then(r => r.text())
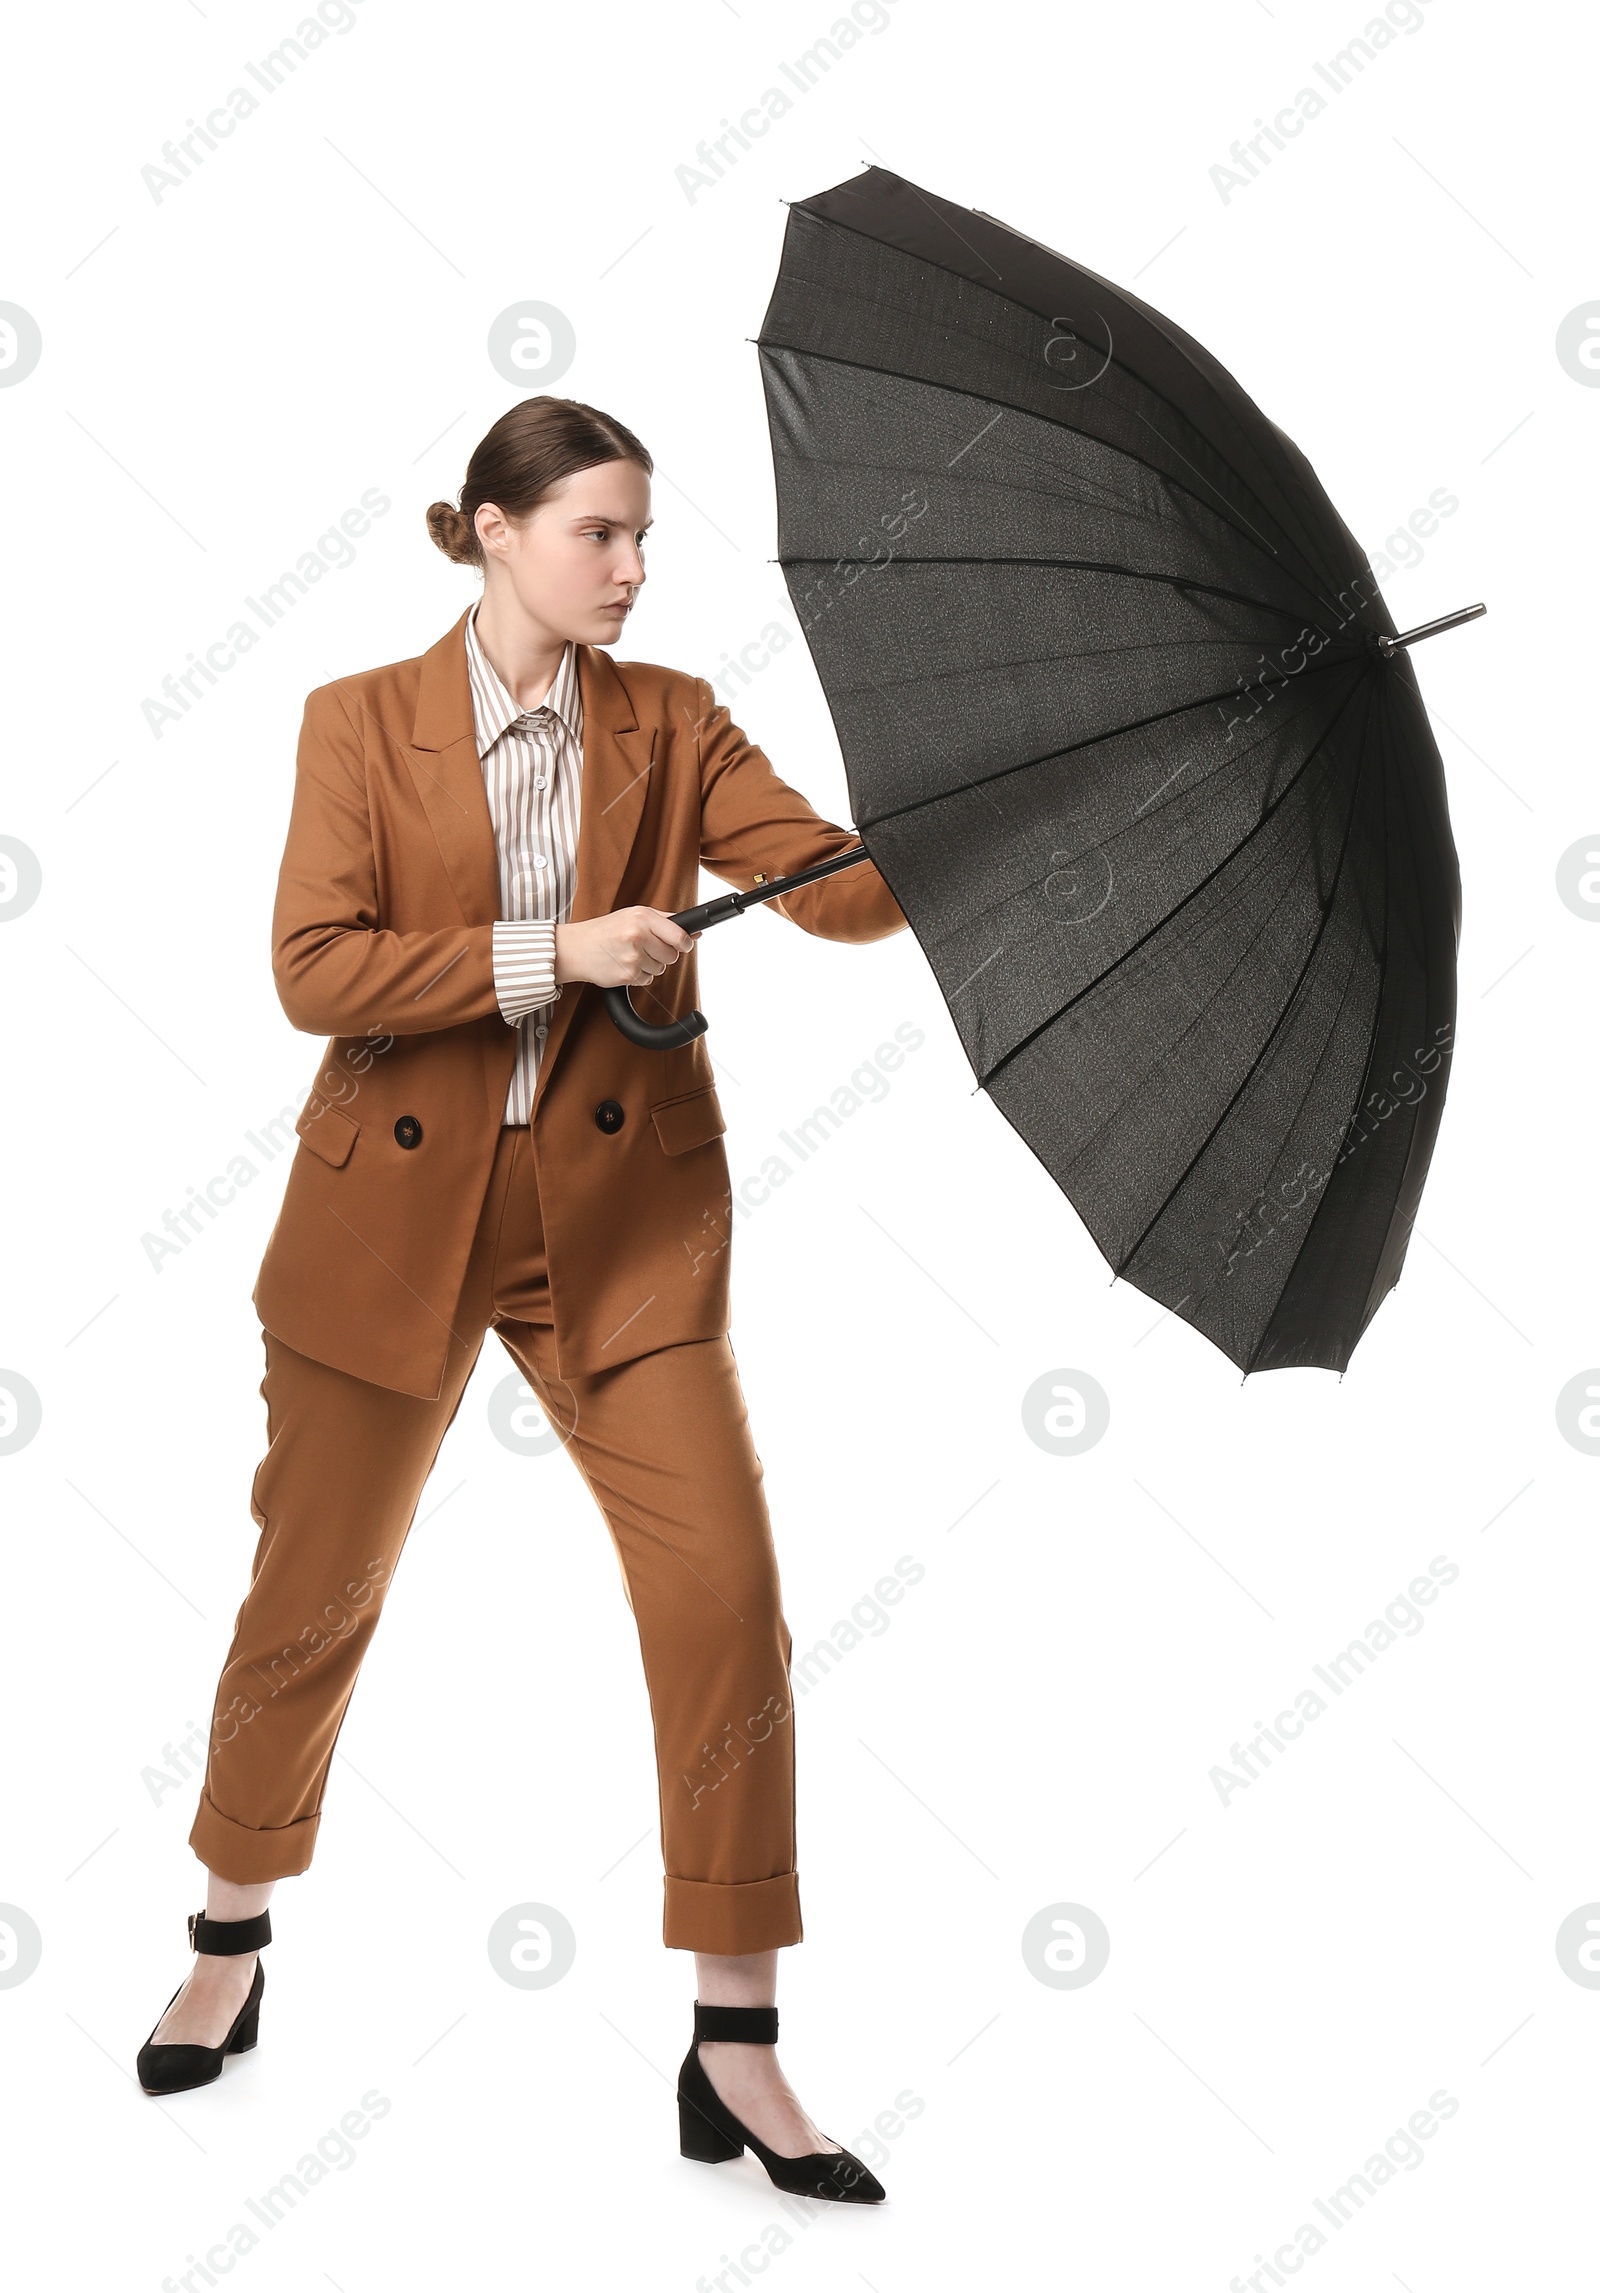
top-left (205, 1875), bottom-right (275, 1923)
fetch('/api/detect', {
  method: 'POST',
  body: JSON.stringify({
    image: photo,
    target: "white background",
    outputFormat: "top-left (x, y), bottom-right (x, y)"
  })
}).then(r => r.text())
top-left (0, 0), bottom-right (1591, 2285)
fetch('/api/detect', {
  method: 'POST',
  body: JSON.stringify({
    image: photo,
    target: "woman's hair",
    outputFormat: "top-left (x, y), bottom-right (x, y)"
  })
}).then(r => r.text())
top-left (426, 396), bottom-right (653, 569)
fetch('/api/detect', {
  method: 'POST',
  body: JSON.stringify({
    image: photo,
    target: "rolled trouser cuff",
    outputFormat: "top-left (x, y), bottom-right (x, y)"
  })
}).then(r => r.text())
top-left (663, 1870), bottom-right (802, 1953)
top-left (189, 1790), bottom-right (320, 1883)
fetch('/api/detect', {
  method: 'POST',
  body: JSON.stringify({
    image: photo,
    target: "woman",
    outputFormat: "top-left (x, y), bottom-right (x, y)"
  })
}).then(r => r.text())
top-left (135, 395), bottom-right (909, 2204)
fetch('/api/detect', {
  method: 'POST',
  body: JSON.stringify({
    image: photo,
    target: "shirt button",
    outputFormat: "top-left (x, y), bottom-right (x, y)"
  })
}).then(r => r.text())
top-left (533, 854), bottom-right (548, 869)
top-left (533, 774), bottom-right (547, 789)
top-left (535, 1023), bottom-right (549, 1039)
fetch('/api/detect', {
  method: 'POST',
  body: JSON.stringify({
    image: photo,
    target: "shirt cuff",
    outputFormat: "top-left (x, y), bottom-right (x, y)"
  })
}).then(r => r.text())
top-left (492, 920), bottom-right (562, 1021)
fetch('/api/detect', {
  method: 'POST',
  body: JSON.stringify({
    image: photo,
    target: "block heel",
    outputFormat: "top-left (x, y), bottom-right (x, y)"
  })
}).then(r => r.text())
top-left (679, 2092), bottom-right (744, 2162)
top-left (226, 2002), bottom-right (261, 2054)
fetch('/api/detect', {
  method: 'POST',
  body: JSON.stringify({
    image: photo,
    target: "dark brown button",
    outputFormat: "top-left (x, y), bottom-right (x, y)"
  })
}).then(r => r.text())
top-left (594, 1099), bottom-right (626, 1134)
top-left (394, 1115), bottom-right (423, 1149)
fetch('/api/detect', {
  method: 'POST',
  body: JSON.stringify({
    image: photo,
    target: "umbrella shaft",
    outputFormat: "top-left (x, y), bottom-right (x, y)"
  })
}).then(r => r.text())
top-left (670, 843), bottom-right (871, 933)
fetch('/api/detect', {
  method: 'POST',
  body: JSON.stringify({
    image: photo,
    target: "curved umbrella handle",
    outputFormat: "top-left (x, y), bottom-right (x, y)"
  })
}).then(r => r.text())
top-left (603, 987), bottom-right (710, 1050)
top-left (601, 844), bottom-right (874, 1053)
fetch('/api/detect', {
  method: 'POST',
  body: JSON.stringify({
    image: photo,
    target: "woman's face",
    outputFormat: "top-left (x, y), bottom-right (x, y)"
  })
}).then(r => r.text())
top-left (476, 459), bottom-right (652, 644)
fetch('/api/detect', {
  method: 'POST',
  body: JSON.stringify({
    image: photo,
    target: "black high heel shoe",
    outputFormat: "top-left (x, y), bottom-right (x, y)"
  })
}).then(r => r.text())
top-left (136, 1909), bottom-right (272, 2095)
top-left (677, 2000), bottom-right (887, 2203)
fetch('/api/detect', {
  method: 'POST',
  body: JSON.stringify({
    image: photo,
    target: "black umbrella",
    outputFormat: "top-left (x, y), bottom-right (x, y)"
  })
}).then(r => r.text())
top-left (609, 165), bottom-right (1482, 1378)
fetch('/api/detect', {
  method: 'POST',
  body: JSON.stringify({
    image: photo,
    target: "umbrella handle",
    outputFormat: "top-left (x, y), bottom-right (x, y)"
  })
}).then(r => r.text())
top-left (602, 844), bottom-right (874, 1051)
top-left (603, 985), bottom-right (710, 1050)
top-left (601, 886), bottom-right (741, 1051)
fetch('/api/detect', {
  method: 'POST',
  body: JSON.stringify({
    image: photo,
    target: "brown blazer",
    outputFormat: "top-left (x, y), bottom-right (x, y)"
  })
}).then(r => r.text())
top-left (251, 607), bottom-right (908, 1400)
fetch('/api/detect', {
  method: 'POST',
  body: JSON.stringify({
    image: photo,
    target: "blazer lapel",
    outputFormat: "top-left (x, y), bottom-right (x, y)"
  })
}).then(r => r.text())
top-left (406, 610), bottom-right (501, 927)
top-left (407, 611), bottom-right (658, 1123)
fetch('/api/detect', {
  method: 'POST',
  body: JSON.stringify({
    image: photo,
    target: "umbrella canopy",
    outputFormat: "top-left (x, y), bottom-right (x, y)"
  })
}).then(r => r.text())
top-left (754, 164), bottom-right (1467, 1377)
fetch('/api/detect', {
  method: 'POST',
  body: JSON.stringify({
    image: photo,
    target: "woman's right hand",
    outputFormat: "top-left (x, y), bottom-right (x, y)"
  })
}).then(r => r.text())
top-left (553, 907), bottom-right (699, 990)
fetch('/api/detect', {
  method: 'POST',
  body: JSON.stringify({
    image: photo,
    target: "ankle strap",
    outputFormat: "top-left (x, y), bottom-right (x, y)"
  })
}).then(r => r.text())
top-left (189, 1908), bottom-right (272, 1956)
top-left (694, 1999), bottom-right (778, 2045)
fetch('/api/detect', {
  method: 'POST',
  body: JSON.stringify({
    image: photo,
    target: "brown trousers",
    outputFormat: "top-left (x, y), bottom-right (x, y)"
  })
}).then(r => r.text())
top-left (188, 1122), bottom-right (803, 1954)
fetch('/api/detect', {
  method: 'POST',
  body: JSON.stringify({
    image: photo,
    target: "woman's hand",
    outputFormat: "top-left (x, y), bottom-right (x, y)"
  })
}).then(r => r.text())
top-left (553, 907), bottom-right (700, 990)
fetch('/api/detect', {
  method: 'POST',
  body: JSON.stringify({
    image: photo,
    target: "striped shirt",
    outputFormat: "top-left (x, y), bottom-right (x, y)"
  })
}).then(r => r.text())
top-left (467, 600), bottom-right (584, 1125)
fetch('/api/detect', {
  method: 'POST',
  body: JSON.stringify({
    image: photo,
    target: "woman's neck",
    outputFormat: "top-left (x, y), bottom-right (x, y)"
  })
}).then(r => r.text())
top-left (472, 595), bottom-right (566, 713)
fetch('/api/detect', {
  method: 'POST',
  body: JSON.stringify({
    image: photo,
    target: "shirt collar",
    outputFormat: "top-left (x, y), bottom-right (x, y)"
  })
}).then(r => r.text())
top-left (464, 603), bottom-right (582, 760)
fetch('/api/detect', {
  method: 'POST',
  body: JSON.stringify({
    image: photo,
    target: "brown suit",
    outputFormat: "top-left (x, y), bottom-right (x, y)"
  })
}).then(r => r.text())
top-left (190, 610), bottom-right (908, 1951)
top-left (252, 608), bottom-right (906, 1400)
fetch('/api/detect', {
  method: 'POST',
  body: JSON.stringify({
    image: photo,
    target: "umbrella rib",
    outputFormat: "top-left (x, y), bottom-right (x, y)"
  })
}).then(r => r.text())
top-left (1241, 685), bottom-right (1396, 1372)
top-left (759, 333), bottom-right (1352, 631)
top-left (862, 650), bottom-right (1364, 833)
top-left (778, 554), bottom-right (1341, 639)
top-left (1108, 676), bottom-right (1380, 1286)
top-left (930, 672), bottom-right (1352, 953)
top-left (976, 667), bottom-right (1372, 1088)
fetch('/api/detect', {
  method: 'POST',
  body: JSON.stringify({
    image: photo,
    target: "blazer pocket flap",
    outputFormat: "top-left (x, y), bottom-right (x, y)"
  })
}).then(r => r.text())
top-left (296, 1096), bottom-right (360, 1169)
top-left (650, 1084), bottom-right (726, 1156)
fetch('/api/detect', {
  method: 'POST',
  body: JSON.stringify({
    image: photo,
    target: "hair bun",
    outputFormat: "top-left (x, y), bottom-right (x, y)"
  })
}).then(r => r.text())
top-left (425, 500), bottom-right (477, 566)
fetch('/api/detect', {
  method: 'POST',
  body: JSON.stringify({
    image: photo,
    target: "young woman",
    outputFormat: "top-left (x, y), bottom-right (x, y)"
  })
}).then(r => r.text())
top-left (135, 396), bottom-right (908, 2204)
